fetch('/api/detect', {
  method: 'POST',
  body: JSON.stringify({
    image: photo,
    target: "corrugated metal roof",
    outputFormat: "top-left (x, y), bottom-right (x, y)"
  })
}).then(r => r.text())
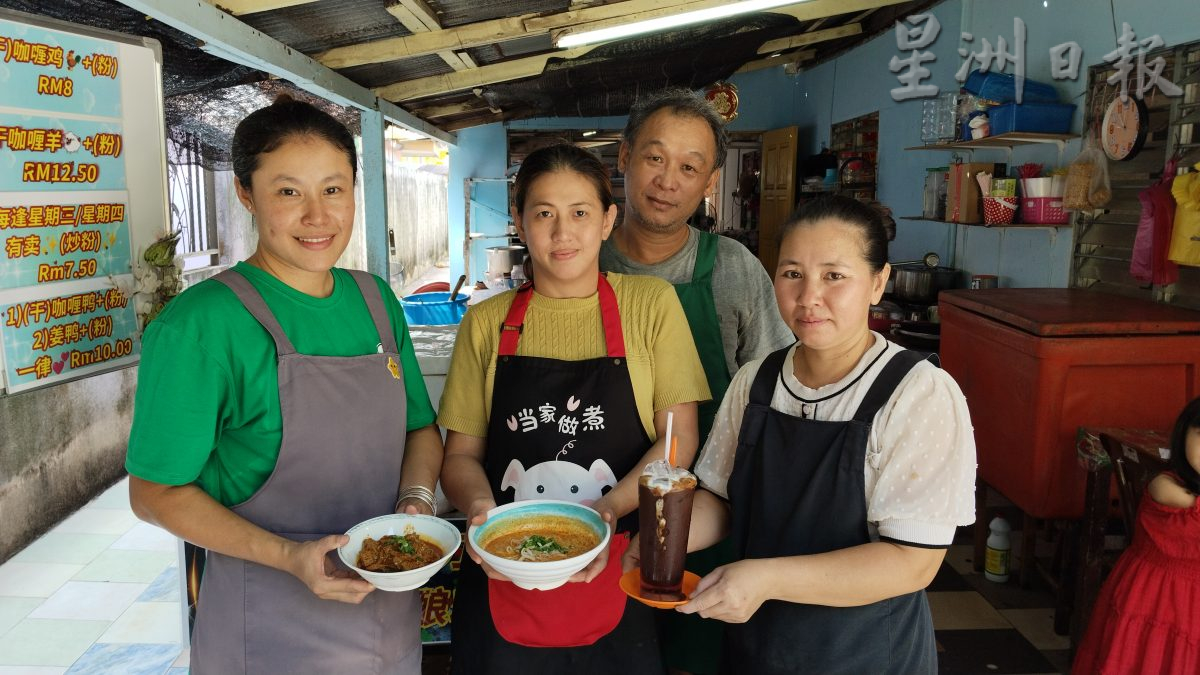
top-left (431, 0), bottom-right (570, 29)
top-left (466, 33), bottom-right (555, 66)
top-left (0, 0), bottom-right (938, 134)
top-left (239, 0), bottom-right (412, 53)
top-left (341, 54), bottom-right (457, 90)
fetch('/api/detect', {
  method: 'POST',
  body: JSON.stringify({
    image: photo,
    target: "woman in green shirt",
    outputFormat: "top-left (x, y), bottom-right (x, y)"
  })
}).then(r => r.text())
top-left (126, 95), bottom-right (442, 673)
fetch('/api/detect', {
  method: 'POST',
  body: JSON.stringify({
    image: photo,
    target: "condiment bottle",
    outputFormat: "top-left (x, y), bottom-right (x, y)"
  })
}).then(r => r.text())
top-left (984, 515), bottom-right (1011, 583)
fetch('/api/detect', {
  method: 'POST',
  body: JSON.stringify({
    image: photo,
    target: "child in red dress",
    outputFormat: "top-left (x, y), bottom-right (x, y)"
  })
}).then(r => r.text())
top-left (1073, 396), bottom-right (1200, 674)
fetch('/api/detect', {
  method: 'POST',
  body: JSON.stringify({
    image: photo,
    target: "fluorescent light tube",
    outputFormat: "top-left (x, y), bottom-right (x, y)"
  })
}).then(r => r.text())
top-left (556, 0), bottom-right (810, 48)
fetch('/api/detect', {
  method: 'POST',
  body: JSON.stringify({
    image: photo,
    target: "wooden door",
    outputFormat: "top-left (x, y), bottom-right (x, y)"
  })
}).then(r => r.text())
top-left (759, 126), bottom-right (798, 274)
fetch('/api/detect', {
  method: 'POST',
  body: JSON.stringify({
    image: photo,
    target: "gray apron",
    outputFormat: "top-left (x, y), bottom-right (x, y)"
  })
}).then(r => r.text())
top-left (190, 268), bottom-right (421, 675)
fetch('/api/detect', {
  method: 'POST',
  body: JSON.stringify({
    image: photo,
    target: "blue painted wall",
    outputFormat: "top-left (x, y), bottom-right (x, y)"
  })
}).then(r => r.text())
top-left (445, 0), bottom-right (1200, 288)
top-left (447, 123), bottom-right (508, 284)
top-left (780, 0), bottom-right (1198, 287)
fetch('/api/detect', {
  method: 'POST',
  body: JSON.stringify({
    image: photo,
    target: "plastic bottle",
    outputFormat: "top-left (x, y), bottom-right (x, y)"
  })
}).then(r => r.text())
top-left (984, 516), bottom-right (1011, 583)
top-left (509, 264), bottom-right (527, 288)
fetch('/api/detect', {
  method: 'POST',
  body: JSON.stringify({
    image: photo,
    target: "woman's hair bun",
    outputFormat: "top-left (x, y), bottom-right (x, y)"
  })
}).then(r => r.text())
top-left (273, 93), bottom-right (296, 106)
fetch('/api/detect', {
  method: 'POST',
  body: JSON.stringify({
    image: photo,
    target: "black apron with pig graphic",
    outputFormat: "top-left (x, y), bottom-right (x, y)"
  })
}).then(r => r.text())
top-left (450, 274), bottom-right (662, 675)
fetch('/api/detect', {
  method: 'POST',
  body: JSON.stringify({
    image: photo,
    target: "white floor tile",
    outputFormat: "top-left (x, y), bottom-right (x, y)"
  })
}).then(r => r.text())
top-left (10, 533), bottom-right (120, 566)
top-left (172, 648), bottom-right (189, 667)
top-left (87, 479), bottom-right (131, 511)
top-left (29, 582), bottom-right (148, 622)
top-left (52, 509), bottom-right (139, 537)
top-left (0, 619), bottom-right (108, 667)
top-left (96, 603), bottom-right (183, 644)
top-left (927, 591), bottom-right (1012, 630)
top-left (109, 523), bottom-right (176, 553)
top-left (0, 597), bottom-right (44, 638)
top-left (0, 563), bottom-right (84, 598)
top-left (72, 551), bottom-right (174, 584)
top-left (0, 667), bottom-right (68, 675)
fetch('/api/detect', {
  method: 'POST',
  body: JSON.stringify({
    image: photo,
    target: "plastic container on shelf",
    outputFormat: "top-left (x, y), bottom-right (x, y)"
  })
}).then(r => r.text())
top-left (921, 99), bottom-right (939, 144)
top-left (936, 92), bottom-right (960, 142)
top-left (983, 197), bottom-right (1019, 225)
top-left (1021, 197), bottom-right (1069, 224)
top-left (962, 70), bottom-right (1060, 104)
top-left (400, 291), bottom-right (468, 325)
top-left (986, 103), bottom-right (1076, 135)
top-left (924, 168), bottom-right (949, 219)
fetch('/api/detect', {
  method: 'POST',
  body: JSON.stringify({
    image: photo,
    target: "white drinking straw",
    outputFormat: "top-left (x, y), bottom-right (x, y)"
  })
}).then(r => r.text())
top-left (663, 411), bottom-right (674, 464)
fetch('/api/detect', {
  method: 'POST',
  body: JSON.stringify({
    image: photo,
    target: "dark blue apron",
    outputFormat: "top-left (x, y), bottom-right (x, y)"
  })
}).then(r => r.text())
top-left (722, 346), bottom-right (937, 675)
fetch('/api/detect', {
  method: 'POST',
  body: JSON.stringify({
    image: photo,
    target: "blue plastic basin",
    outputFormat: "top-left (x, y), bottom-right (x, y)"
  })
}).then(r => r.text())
top-left (399, 291), bottom-right (468, 325)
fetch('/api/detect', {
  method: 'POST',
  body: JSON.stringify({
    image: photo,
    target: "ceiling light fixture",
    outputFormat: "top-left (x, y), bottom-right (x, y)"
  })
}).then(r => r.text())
top-left (556, 0), bottom-right (811, 48)
top-left (582, 130), bottom-right (598, 136)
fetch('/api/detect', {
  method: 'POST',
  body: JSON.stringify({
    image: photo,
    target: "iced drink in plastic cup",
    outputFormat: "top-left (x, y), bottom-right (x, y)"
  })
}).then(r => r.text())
top-left (638, 459), bottom-right (697, 601)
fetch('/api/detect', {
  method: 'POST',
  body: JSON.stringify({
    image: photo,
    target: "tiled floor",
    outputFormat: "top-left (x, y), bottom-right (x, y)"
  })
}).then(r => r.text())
top-left (1, 477), bottom-right (1073, 674)
top-left (930, 541), bottom-right (1071, 674)
top-left (0, 478), bottom-right (189, 675)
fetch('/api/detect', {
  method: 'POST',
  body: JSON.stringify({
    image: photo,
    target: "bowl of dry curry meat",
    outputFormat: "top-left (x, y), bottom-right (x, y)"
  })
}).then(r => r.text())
top-left (339, 513), bottom-right (461, 591)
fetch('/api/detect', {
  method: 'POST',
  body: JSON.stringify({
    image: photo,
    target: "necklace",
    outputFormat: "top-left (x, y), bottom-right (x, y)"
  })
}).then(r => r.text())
top-left (778, 342), bottom-right (890, 415)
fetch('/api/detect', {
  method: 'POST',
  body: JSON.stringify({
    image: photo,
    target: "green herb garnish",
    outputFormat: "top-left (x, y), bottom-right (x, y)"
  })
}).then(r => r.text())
top-left (519, 535), bottom-right (567, 555)
top-left (385, 535), bottom-right (415, 554)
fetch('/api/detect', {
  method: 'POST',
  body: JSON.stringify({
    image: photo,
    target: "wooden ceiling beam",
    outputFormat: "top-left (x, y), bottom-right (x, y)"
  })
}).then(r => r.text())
top-left (415, 98), bottom-right (496, 119)
top-left (737, 49), bottom-right (815, 74)
top-left (757, 23), bottom-right (862, 55)
top-left (375, 46), bottom-right (597, 102)
top-left (204, 0), bottom-right (317, 16)
top-left (769, 0), bottom-right (909, 22)
top-left (385, 0), bottom-right (478, 73)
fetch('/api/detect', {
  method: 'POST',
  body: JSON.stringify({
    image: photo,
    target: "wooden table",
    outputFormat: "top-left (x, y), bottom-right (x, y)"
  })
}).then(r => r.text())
top-left (1070, 427), bottom-right (1171, 649)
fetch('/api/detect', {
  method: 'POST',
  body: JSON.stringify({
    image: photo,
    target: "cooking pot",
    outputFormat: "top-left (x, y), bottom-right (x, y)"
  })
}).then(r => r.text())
top-left (891, 264), bottom-right (960, 304)
top-left (486, 245), bottom-right (526, 276)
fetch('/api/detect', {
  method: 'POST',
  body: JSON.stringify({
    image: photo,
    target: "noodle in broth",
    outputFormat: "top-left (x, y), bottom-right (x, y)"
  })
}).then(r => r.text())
top-left (481, 515), bottom-right (599, 562)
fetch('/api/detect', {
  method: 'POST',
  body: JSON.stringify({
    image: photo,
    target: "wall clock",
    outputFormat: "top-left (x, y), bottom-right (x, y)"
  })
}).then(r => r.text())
top-left (1101, 95), bottom-right (1149, 161)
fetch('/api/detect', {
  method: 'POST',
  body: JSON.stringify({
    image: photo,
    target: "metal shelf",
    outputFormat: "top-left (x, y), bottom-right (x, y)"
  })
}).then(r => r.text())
top-left (905, 132), bottom-right (1076, 164)
top-left (900, 215), bottom-right (1071, 228)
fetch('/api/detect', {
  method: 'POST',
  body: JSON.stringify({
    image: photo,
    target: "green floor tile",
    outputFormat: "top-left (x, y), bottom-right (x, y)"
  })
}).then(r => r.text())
top-left (72, 551), bottom-right (175, 584)
top-left (12, 533), bottom-right (121, 566)
top-left (0, 618), bottom-right (109, 666)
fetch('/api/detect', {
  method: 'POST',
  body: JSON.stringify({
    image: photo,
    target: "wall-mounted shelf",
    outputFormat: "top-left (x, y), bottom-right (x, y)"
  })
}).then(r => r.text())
top-left (905, 132), bottom-right (1076, 163)
top-left (900, 216), bottom-right (1071, 228)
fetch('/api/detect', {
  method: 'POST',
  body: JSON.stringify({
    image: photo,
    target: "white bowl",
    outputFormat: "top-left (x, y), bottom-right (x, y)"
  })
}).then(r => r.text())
top-left (467, 499), bottom-right (609, 591)
top-left (339, 513), bottom-right (461, 592)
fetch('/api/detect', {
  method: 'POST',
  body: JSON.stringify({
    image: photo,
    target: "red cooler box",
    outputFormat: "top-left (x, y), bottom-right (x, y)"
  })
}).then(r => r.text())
top-left (939, 289), bottom-right (1200, 519)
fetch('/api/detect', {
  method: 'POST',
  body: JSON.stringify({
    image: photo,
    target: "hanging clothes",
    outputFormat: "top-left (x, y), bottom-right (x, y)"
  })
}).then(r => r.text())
top-left (1168, 163), bottom-right (1200, 267)
top-left (1131, 158), bottom-right (1179, 285)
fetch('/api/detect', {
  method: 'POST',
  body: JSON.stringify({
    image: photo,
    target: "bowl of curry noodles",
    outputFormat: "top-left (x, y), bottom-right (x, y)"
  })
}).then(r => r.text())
top-left (468, 499), bottom-right (610, 591)
top-left (339, 513), bottom-right (461, 592)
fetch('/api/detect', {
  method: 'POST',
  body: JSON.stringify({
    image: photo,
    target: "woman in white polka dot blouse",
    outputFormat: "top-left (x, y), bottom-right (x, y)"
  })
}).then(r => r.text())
top-left (626, 195), bottom-right (977, 674)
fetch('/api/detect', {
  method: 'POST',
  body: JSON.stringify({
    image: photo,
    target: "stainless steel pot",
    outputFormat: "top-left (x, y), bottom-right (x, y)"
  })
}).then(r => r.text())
top-left (891, 264), bottom-right (960, 304)
top-left (486, 245), bottom-right (526, 276)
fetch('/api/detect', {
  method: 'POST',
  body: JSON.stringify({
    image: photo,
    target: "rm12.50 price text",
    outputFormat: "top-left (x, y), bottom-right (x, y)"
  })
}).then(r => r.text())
top-left (22, 161), bottom-right (100, 184)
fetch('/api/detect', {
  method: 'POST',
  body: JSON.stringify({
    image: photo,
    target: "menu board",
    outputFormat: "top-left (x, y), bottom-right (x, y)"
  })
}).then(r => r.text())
top-left (0, 10), bottom-right (168, 393)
